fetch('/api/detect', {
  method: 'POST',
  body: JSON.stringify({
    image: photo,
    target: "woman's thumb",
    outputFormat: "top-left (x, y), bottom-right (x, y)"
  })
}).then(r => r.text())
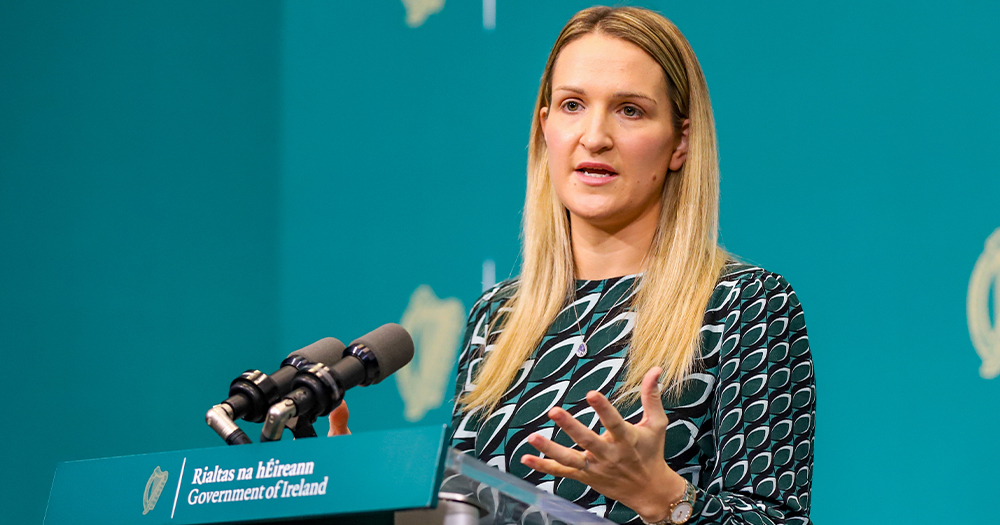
top-left (327, 400), bottom-right (351, 436)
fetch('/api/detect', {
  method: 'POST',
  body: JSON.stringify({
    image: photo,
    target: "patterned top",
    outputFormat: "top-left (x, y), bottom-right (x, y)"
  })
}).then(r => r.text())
top-left (449, 263), bottom-right (815, 524)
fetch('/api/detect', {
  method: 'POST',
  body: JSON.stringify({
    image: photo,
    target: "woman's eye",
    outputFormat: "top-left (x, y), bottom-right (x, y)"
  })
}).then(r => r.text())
top-left (622, 105), bottom-right (642, 118)
top-left (563, 101), bottom-right (581, 112)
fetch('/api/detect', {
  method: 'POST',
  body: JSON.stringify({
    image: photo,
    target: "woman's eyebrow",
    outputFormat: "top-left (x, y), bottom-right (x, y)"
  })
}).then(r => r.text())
top-left (614, 91), bottom-right (657, 105)
top-left (552, 85), bottom-right (657, 105)
top-left (553, 85), bottom-right (585, 94)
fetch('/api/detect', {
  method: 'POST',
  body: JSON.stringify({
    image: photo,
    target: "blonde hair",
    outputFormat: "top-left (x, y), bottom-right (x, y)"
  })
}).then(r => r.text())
top-left (461, 6), bottom-right (728, 414)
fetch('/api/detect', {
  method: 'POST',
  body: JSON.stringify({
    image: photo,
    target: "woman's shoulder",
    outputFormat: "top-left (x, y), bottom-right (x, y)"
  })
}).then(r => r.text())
top-left (466, 278), bottom-right (520, 321)
top-left (701, 260), bottom-right (811, 373)
top-left (706, 260), bottom-right (804, 316)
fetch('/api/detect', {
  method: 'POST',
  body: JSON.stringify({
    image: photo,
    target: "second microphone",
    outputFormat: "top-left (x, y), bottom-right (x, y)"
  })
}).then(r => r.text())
top-left (260, 323), bottom-right (414, 442)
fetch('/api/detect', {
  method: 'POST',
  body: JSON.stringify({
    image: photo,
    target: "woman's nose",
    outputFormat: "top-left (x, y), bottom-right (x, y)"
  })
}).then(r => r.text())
top-left (579, 112), bottom-right (613, 153)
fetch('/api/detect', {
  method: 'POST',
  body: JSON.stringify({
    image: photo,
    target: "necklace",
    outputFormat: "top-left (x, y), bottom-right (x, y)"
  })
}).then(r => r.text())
top-left (570, 297), bottom-right (596, 358)
top-left (569, 275), bottom-right (639, 358)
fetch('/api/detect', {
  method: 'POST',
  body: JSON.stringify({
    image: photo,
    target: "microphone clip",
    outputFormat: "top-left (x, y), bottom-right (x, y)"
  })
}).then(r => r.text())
top-left (260, 362), bottom-right (344, 442)
top-left (205, 404), bottom-right (252, 445)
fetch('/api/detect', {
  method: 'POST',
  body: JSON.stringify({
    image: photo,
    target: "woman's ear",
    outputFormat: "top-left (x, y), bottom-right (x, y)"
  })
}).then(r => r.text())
top-left (668, 118), bottom-right (691, 172)
top-left (538, 106), bottom-right (550, 143)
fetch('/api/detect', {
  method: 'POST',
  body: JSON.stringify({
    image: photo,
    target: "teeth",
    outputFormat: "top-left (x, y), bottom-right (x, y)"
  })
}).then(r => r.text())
top-left (582, 170), bottom-right (613, 177)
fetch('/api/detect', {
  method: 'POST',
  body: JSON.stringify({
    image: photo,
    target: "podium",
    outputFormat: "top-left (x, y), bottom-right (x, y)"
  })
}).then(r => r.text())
top-left (44, 425), bottom-right (613, 525)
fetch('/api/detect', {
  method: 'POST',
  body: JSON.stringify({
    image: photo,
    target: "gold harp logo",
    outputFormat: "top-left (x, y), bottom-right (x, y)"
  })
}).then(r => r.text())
top-left (968, 227), bottom-right (1000, 379)
top-left (396, 285), bottom-right (465, 422)
top-left (401, 0), bottom-right (445, 28)
top-left (142, 466), bottom-right (169, 515)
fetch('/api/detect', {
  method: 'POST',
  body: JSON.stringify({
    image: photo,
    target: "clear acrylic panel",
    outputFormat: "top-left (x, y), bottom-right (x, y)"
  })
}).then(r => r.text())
top-left (442, 448), bottom-right (615, 525)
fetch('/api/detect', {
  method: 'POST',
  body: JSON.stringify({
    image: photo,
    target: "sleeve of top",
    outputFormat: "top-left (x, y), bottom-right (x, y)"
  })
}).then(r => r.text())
top-left (692, 271), bottom-right (815, 525)
top-left (448, 285), bottom-right (502, 454)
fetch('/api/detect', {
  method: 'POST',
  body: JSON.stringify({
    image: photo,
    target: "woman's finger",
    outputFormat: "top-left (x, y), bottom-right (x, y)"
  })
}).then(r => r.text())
top-left (638, 367), bottom-right (668, 428)
top-left (527, 432), bottom-right (588, 469)
top-left (520, 454), bottom-right (584, 479)
top-left (548, 407), bottom-right (607, 453)
top-left (585, 390), bottom-right (631, 440)
top-left (327, 400), bottom-right (351, 436)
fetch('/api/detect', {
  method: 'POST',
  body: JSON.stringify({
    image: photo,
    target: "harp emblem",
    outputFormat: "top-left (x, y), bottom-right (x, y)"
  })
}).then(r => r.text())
top-left (969, 227), bottom-right (1000, 379)
top-left (396, 285), bottom-right (465, 421)
top-left (142, 466), bottom-right (169, 515)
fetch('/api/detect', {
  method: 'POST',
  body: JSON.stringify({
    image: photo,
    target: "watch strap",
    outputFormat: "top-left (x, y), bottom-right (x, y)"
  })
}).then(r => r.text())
top-left (639, 479), bottom-right (697, 525)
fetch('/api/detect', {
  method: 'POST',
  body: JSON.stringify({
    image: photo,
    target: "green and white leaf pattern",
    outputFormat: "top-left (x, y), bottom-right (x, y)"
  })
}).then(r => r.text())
top-left (451, 264), bottom-right (815, 524)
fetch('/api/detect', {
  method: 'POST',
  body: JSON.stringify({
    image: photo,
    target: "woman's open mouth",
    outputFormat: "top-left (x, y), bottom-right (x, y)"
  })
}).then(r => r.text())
top-left (574, 162), bottom-right (619, 185)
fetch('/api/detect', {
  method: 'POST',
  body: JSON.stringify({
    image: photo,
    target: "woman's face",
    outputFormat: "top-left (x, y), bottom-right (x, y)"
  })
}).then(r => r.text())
top-left (541, 33), bottom-right (688, 232)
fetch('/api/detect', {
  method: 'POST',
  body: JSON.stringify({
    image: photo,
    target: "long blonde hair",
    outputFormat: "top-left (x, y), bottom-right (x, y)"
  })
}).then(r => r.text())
top-left (460, 6), bottom-right (728, 414)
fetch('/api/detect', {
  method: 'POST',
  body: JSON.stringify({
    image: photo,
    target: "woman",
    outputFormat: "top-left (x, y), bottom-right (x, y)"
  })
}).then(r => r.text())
top-left (337, 6), bottom-right (815, 525)
top-left (449, 6), bottom-right (813, 525)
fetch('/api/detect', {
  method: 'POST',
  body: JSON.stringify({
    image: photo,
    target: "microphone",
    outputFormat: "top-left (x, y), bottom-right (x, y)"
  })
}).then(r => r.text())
top-left (259, 323), bottom-right (414, 442)
top-left (206, 337), bottom-right (346, 445)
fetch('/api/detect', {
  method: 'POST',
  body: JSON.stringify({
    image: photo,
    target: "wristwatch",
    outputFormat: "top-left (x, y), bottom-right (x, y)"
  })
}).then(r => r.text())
top-left (640, 479), bottom-right (697, 525)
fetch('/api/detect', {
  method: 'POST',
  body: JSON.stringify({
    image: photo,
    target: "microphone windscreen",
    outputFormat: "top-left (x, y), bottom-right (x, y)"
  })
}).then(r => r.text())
top-left (351, 323), bottom-right (414, 383)
top-left (288, 337), bottom-right (346, 366)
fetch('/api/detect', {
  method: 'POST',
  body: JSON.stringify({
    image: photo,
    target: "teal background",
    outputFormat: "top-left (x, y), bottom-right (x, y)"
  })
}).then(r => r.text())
top-left (2, 1), bottom-right (998, 523)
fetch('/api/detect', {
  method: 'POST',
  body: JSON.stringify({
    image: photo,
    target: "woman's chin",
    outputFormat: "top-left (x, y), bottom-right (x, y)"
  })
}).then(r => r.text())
top-left (567, 207), bottom-right (635, 231)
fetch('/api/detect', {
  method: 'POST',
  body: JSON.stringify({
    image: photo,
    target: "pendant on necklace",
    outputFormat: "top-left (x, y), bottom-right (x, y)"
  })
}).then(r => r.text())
top-left (575, 342), bottom-right (588, 357)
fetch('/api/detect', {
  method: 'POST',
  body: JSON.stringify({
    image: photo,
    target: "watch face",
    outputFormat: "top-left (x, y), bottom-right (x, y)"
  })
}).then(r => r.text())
top-left (670, 502), bottom-right (693, 523)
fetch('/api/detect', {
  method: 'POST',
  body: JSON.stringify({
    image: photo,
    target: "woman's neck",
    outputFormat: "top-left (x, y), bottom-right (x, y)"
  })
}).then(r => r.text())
top-left (570, 204), bottom-right (661, 280)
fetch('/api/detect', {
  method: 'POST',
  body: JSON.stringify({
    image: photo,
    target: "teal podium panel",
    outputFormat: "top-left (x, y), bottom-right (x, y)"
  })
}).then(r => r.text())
top-left (44, 425), bottom-right (449, 525)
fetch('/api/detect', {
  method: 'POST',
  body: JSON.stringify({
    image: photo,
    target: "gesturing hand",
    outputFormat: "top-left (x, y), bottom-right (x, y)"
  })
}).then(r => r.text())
top-left (519, 367), bottom-right (687, 522)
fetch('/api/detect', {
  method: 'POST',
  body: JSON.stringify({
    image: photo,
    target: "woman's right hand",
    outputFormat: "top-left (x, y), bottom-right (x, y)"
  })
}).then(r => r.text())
top-left (327, 400), bottom-right (351, 436)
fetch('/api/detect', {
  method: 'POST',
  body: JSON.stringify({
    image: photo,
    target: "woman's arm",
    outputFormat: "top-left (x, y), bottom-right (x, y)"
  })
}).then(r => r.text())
top-left (449, 282), bottom-right (510, 453)
top-left (692, 271), bottom-right (814, 524)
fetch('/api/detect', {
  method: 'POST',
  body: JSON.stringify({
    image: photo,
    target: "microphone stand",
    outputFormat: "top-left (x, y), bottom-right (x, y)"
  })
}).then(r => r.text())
top-left (291, 418), bottom-right (318, 439)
